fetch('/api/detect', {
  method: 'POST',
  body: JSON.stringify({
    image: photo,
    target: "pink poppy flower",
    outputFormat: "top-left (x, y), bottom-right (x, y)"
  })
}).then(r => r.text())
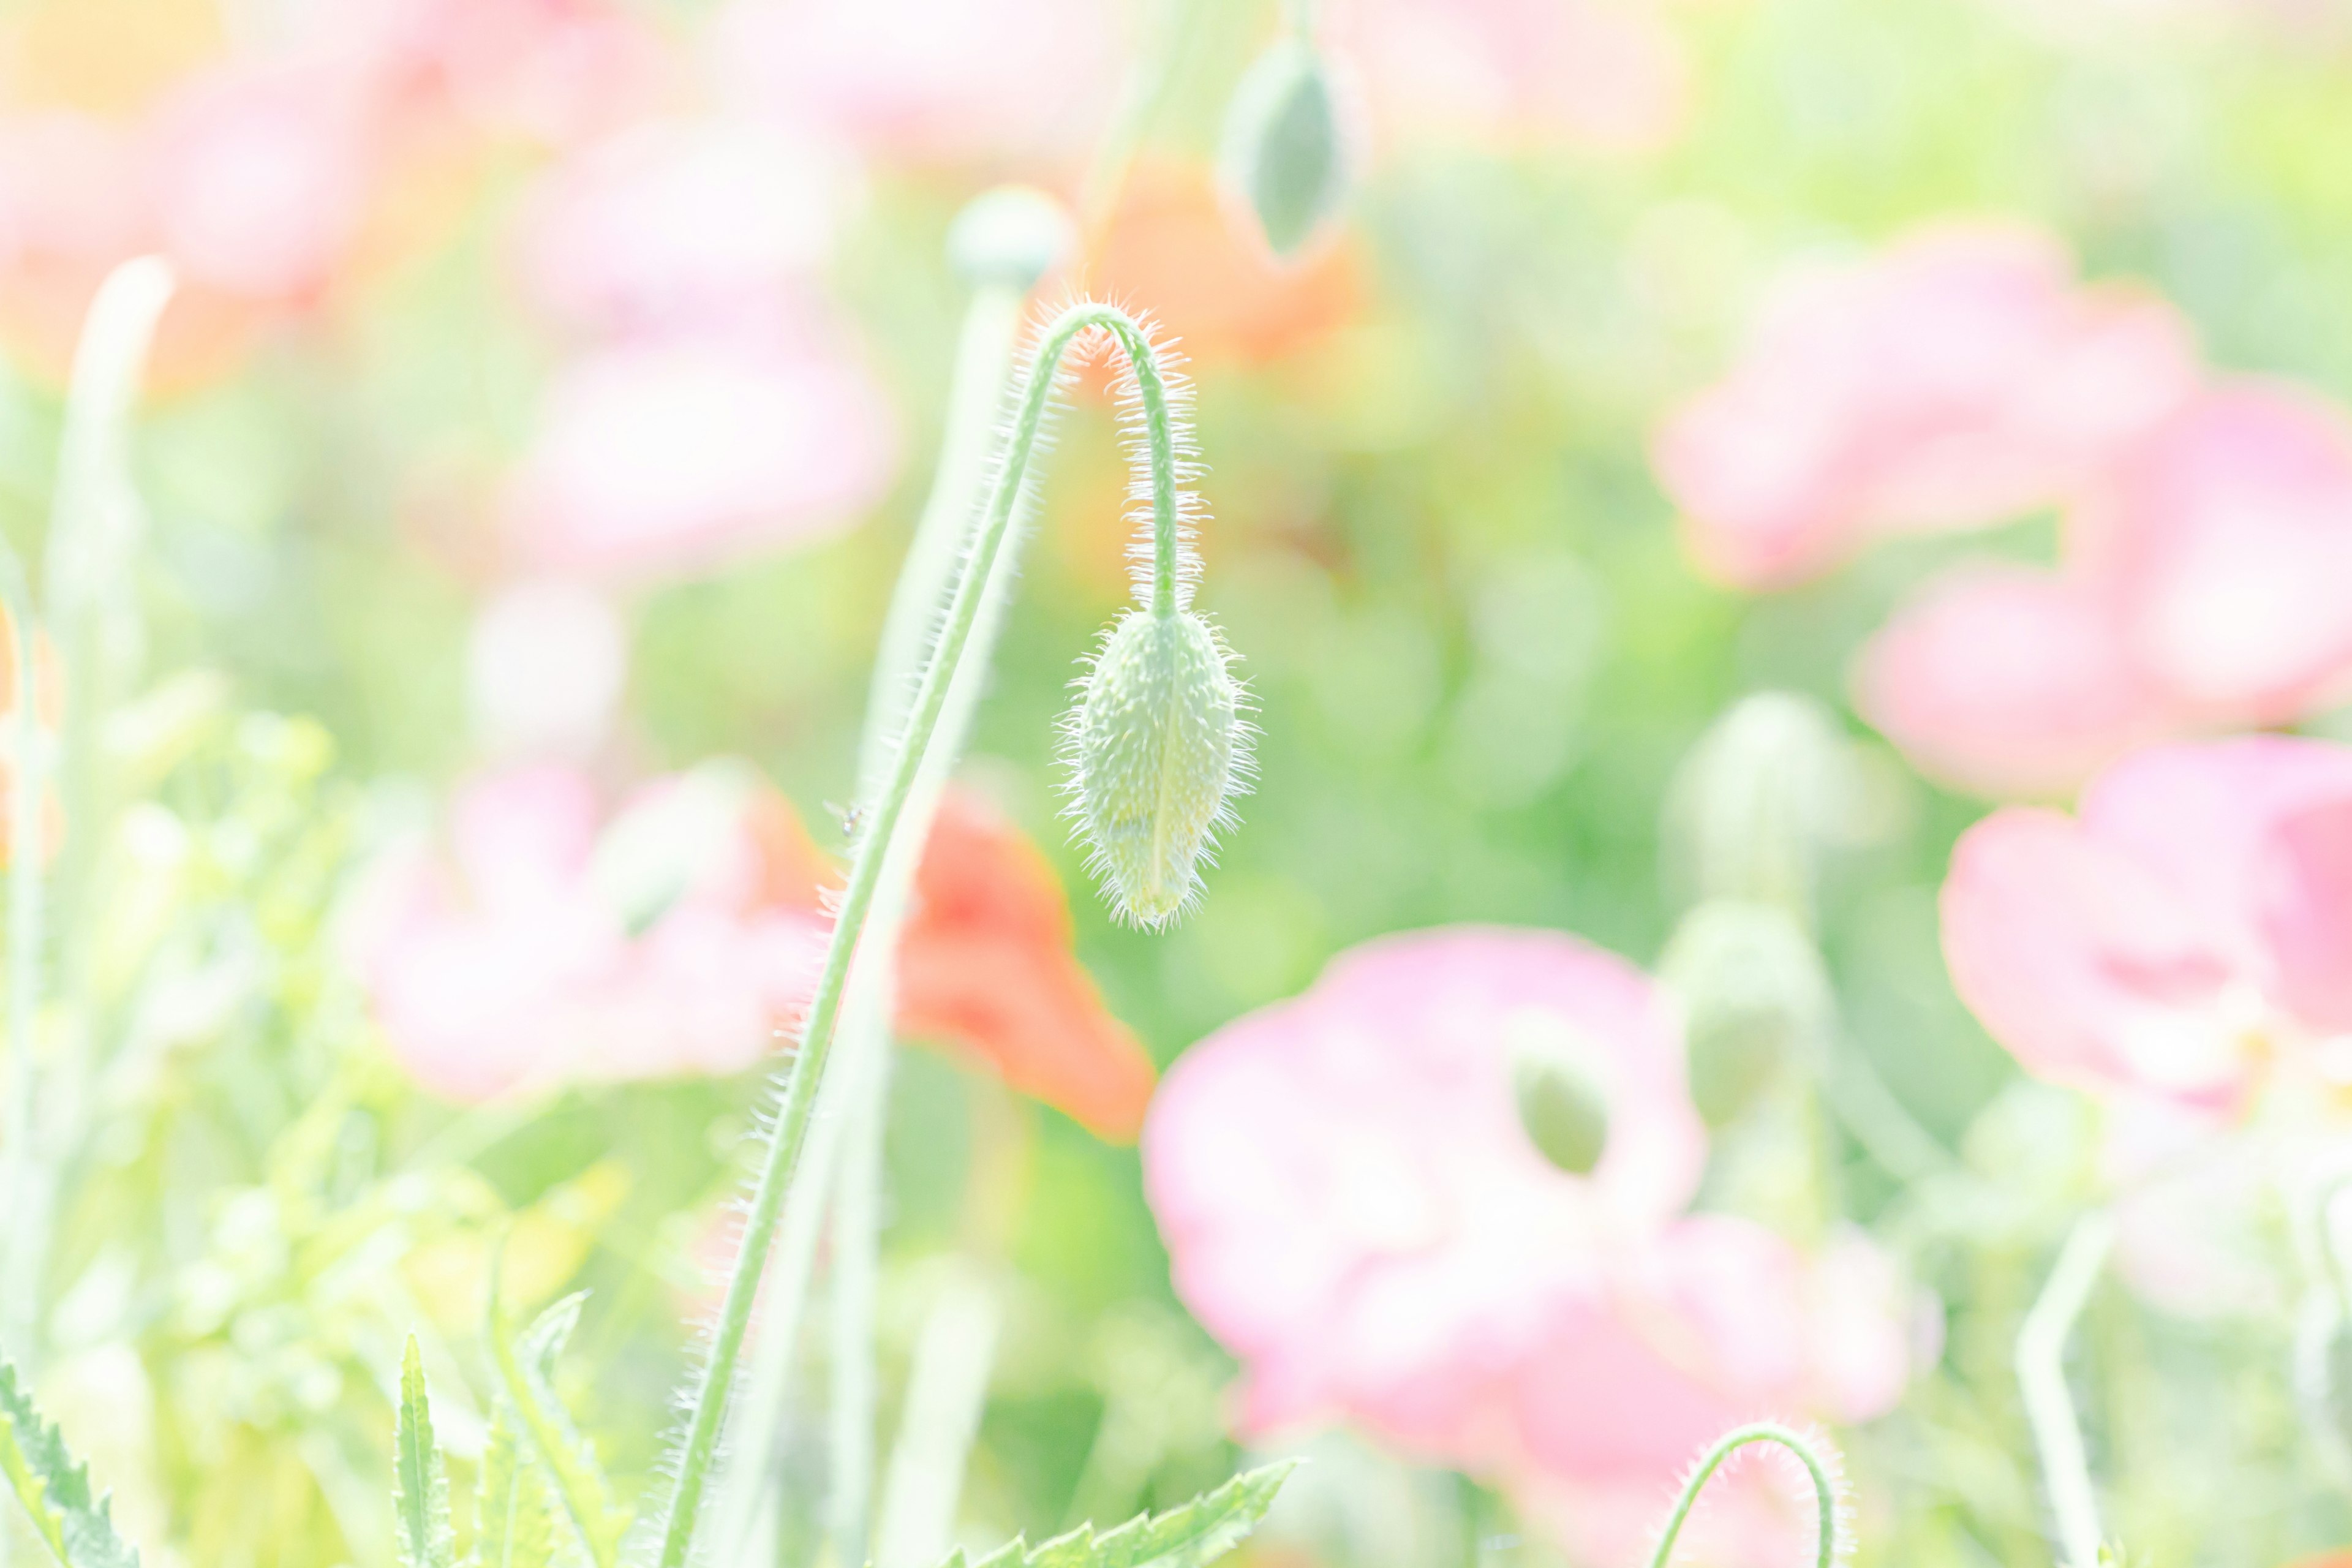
top-left (1856, 383), bottom-right (2352, 797)
top-left (1939, 736), bottom-right (2352, 1112)
top-left (1850, 565), bottom-right (2171, 799)
top-left (704, 0), bottom-right (1125, 169)
top-left (349, 763), bottom-right (835, 1101)
top-left (498, 325), bottom-right (898, 581)
top-left (510, 118), bottom-right (846, 340)
top-left (339, 0), bottom-right (672, 148)
top-left (143, 61), bottom-right (380, 304)
top-left (1656, 222), bottom-right (2197, 589)
top-left (1144, 927), bottom-right (1915, 1564)
top-left (1338, 0), bottom-right (1690, 156)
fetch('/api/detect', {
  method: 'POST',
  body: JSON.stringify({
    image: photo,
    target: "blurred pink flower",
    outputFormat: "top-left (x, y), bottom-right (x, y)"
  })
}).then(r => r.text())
top-left (1850, 565), bottom-right (2171, 799)
top-left (1144, 927), bottom-right (1915, 1565)
top-left (340, 0), bottom-right (673, 148)
top-left (349, 763), bottom-right (834, 1101)
top-left (1857, 383), bottom-right (2352, 797)
top-left (1340, 0), bottom-right (1690, 156)
top-left (706, 0), bottom-right (1125, 168)
top-left (511, 118), bottom-right (847, 339)
top-left (467, 578), bottom-right (629, 759)
top-left (1656, 222), bottom-right (2197, 589)
top-left (499, 326), bottom-right (898, 581)
top-left (1940, 736), bottom-right (2352, 1112)
top-left (144, 62), bottom-right (379, 304)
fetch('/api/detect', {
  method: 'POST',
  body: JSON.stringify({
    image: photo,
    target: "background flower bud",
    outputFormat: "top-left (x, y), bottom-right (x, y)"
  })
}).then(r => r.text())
top-left (948, 185), bottom-right (1077, 291)
top-left (1661, 899), bottom-right (1832, 1127)
top-left (1661, 691), bottom-right (1880, 923)
top-left (1506, 1010), bottom-right (1612, 1177)
top-left (1218, 37), bottom-right (1351, 260)
top-left (1066, 608), bottom-right (1246, 928)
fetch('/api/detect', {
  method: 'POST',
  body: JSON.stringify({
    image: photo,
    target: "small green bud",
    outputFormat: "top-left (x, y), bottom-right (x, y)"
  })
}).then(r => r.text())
top-left (1218, 38), bottom-right (1351, 260)
top-left (1662, 692), bottom-right (1857, 921)
top-left (948, 186), bottom-right (1076, 291)
top-left (1066, 608), bottom-right (1246, 928)
top-left (1505, 1009), bottom-right (1611, 1177)
top-left (1660, 900), bottom-right (1831, 1127)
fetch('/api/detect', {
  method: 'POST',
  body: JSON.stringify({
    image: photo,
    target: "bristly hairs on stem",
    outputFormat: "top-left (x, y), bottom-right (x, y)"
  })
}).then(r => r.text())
top-left (648, 298), bottom-right (1245, 1568)
top-left (1646, 1421), bottom-right (1849, 1568)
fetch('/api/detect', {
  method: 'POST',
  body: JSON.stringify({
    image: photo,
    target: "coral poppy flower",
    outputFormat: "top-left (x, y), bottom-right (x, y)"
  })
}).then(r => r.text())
top-left (1857, 383), bottom-right (2352, 797)
top-left (898, 790), bottom-right (1158, 1142)
top-left (1940, 736), bottom-right (2352, 1112)
top-left (1656, 221), bottom-right (2196, 590)
top-left (354, 766), bottom-right (1153, 1140)
top-left (1144, 927), bottom-right (1917, 1566)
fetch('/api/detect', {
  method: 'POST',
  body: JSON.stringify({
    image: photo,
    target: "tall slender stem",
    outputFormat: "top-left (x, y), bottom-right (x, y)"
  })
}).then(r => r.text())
top-left (2018, 1213), bottom-right (2113, 1568)
top-left (1646, 1422), bottom-right (1842, 1568)
top-left (655, 303), bottom-right (1186, 1568)
top-left (0, 257), bottom-right (173, 1362)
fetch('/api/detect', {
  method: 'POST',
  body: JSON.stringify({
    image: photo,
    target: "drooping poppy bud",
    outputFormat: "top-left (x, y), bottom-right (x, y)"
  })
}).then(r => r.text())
top-left (1505, 1008), bottom-right (1611, 1177)
top-left (1064, 607), bottom-right (1247, 929)
top-left (1217, 37), bottom-right (1351, 260)
top-left (1661, 899), bottom-right (1831, 1127)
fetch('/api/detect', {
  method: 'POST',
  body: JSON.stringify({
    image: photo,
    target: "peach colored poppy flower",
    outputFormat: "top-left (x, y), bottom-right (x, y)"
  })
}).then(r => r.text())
top-left (897, 789), bottom-right (1158, 1143)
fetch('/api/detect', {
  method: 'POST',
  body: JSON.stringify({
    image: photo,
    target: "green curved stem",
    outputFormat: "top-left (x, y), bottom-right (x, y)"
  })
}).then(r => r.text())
top-left (654, 301), bottom-right (1187, 1568)
top-left (1647, 1422), bottom-right (1842, 1568)
top-left (2017, 1213), bottom-right (2113, 1568)
top-left (0, 537), bottom-right (40, 1363)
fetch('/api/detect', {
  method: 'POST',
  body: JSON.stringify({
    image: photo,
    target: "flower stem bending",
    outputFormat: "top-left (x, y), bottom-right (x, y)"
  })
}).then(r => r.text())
top-left (654, 301), bottom-right (1189, 1568)
top-left (1646, 1422), bottom-right (1844, 1568)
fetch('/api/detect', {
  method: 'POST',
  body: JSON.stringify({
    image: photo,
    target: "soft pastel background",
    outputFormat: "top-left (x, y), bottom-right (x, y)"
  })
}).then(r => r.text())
top-left (10, 0), bottom-right (2352, 1564)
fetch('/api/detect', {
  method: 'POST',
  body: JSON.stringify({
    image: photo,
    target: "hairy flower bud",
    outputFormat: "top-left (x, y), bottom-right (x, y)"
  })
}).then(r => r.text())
top-left (1506, 1008), bottom-right (1611, 1176)
top-left (1661, 900), bottom-right (1831, 1127)
top-left (1065, 608), bottom-right (1246, 928)
top-left (1218, 38), bottom-right (1351, 260)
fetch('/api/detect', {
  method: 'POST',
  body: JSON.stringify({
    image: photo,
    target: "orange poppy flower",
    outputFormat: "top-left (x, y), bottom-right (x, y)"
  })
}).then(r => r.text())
top-left (895, 788), bottom-right (1158, 1143)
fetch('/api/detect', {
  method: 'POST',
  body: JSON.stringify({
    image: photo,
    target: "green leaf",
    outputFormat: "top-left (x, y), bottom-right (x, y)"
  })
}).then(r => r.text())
top-left (954, 1463), bottom-right (1293, 1568)
top-left (394, 1337), bottom-right (456, 1568)
top-left (489, 1292), bottom-right (630, 1568)
top-left (0, 1355), bottom-right (141, 1568)
top-left (473, 1400), bottom-right (557, 1568)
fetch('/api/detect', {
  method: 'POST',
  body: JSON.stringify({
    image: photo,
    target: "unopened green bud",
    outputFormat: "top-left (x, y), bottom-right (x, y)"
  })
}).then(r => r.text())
top-left (948, 186), bottom-right (1076, 291)
top-left (1218, 38), bottom-right (1350, 260)
top-left (1066, 608), bottom-right (1246, 929)
top-left (1505, 1009), bottom-right (1611, 1177)
top-left (1661, 900), bottom-right (1831, 1127)
top-left (1662, 692), bottom-right (1856, 921)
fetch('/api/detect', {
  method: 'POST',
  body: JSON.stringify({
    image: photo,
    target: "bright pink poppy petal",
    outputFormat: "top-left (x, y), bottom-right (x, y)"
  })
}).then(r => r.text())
top-left (2086, 383), bottom-right (2352, 720)
top-left (1941, 806), bottom-right (2258, 1106)
top-left (1853, 564), bottom-right (2169, 799)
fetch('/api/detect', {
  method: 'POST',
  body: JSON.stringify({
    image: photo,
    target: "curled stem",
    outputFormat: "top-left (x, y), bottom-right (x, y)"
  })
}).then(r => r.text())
top-left (654, 301), bottom-right (1188, 1568)
top-left (1647, 1422), bottom-right (1844, 1568)
top-left (2017, 1212), bottom-right (2113, 1568)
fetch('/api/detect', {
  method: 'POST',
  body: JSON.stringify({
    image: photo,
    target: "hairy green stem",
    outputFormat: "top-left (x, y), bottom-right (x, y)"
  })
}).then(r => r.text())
top-left (2018, 1213), bottom-right (2113, 1568)
top-left (655, 301), bottom-right (1186, 1568)
top-left (1647, 1422), bottom-right (1841, 1568)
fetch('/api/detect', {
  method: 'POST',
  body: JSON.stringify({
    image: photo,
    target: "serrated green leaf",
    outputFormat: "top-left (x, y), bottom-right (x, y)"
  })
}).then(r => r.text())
top-left (488, 1289), bottom-right (630, 1568)
top-left (0, 1356), bottom-right (141, 1568)
top-left (940, 1463), bottom-right (1293, 1568)
top-left (394, 1337), bottom-right (456, 1568)
top-left (474, 1400), bottom-right (557, 1568)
